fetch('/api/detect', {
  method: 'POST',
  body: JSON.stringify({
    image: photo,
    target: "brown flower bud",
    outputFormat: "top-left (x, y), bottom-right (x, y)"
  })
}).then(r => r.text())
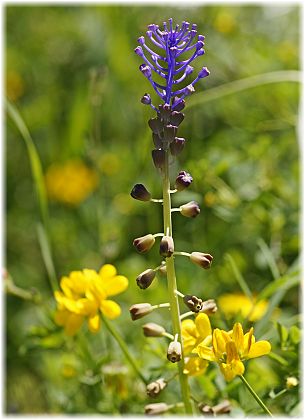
top-left (213, 400), bottom-right (231, 414)
top-left (198, 403), bottom-right (214, 414)
top-left (145, 402), bottom-right (169, 415)
top-left (180, 201), bottom-right (200, 218)
top-left (133, 234), bottom-right (155, 253)
top-left (167, 340), bottom-right (182, 363)
top-left (170, 137), bottom-right (186, 156)
top-left (152, 149), bottom-right (166, 169)
top-left (129, 303), bottom-right (153, 320)
top-left (190, 252), bottom-right (213, 269)
top-left (130, 183), bottom-right (151, 201)
top-left (148, 117), bottom-right (163, 134)
top-left (158, 263), bottom-right (167, 276)
top-left (146, 378), bottom-right (167, 398)
top-left (163, 125), bottom-right (177, 143)
top-left (183, 295), bottom-right (203, 313)
top-left (170, 111), bottom-right (184, 126)
top-left (143, 322), bottom-right (166, 337)
top-left (159, 235), bottom-right (174, 257)
top-left (158, 104), bottom-right (171, 122)
top-left (136, 269), bottom-right (156, 289)
top-left (152, 133), bottom-right (162, 149)
top-left (175, 171), bottom-right (193, 191)
top-left (200, 299), bottom-right (217, 315)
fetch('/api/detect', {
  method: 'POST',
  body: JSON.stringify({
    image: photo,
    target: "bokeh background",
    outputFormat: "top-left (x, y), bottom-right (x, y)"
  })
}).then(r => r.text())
top-left (5, 3), bottom-right (300, 415)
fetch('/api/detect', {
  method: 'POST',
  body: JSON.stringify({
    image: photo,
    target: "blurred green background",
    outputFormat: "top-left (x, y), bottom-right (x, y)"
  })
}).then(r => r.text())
top-left (6, 4), bottom-right (300, 415)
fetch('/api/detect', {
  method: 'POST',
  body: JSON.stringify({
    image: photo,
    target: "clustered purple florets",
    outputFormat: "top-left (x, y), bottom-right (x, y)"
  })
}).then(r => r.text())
top-left (135, 18), bottom-right (210, 109)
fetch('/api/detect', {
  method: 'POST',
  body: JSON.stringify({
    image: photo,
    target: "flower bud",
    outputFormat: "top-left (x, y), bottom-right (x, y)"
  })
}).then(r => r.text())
top-left (286, 376), bottom-right (298, 388)
top-left (143, 322), bottom-right (166, 337)
top-left (170, 137), bottom-right (186, 156)
top-left (158, 104), bottom-right (171, 122)
top-left (145, 402), bottom-right (169, 415)
top-left (172, 97), bottom-right (185, 111)
top-left (133, 234), bottom-right (155, 253)
top-left (198, 66), bottom-right (210, 79)
top-left (180, 201), bottom-right (200, 218)
top-left (175, 171), bottom-right (193, 191)
top-left (213, 400), bottom-right (231, 414)
top-left (190, 252), bottom-right (213, 269)
top-left (136, 269), bottom-right (156, 289)
top-left (167, 340), bottom-right (182, 363)
top-left (141, 93), bottom-right (151, 105)
top-left (159, 235), bottom-right (174, 257)
top-left (170, 111), bottom-right (184, 126)
top-left (184, 84), bottom-right (195, 96)
top-left (146, 378), bottom-right (167, 398)
top-left (139, 64), bottom-right (152, 78)
top-left (129, 303), bottom-right (153, 320)
top-left (183, 295), bottom-right (203, 313)
top-left (163, 125), bottom-right (177, 143)
top-left (152, 149), bottom-right (165, 169)
top-left (138, 36), bottom-right (145, 45)
top-left (198, 403), bottom-right (214, 414)
top-left (200, 299), bottom-right (217, 315)
top-left (148, 117), bottom-right (163, 134)
top-left (134, 46), bottom-right (143, 56)
top-left (130, 183), bottom-right (151, 201)
top-left (152, 133), bottom-right (162, 148)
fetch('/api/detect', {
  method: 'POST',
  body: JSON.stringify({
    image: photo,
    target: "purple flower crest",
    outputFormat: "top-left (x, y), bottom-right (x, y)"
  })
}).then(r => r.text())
top-left (135, 18), bottom-right (210, 110)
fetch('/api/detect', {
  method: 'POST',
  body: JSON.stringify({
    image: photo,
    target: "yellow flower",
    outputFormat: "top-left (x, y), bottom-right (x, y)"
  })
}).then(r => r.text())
top-left (54, 264), bottom-right (128, 336)
top-left (181, 313), bottom-right (212, 376)
top-left (45, 159), bottom-right (98, 206)
top-left (218, 293), bottom-right (268, 322)
top-left (194, 323), bottom-right (271, 381)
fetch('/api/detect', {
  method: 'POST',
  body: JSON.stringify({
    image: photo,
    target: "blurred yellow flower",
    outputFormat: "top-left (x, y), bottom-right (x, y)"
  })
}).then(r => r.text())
top-left (194, 323), bottom-right (271, 381)
top-left (214, 12), bottom-right (236, 34)
top-left (98, 152), bottom-right (120, 176)
top-left (6, 70), bottom-right (25, 101)
top-left (54, 264), bottom-right (128, 336)
top-left (218, 293), bottom-right (268, 322)
top-left (45, 159), bottom-right (98, 206)
top-left (181, 314), bottom-right (212, 376)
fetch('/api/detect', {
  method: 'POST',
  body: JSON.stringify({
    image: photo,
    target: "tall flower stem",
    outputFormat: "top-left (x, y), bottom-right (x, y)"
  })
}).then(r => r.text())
top-left (102, 314), bottom-right (148, 385)
top-left (239, 375), bottom-right (273, 417)
top-left (161, 150), bottom-right (193, 415)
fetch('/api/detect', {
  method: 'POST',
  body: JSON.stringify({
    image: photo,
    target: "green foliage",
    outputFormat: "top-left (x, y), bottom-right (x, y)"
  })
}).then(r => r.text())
top-left (6, 4), bottom-right (300, 416)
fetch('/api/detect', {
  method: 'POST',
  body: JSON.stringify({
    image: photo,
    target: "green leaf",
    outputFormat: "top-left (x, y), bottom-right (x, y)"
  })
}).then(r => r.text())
top-left (289, 326), bottom-right (301, 345)
top-left (276, 322), bottom-right (289, 345)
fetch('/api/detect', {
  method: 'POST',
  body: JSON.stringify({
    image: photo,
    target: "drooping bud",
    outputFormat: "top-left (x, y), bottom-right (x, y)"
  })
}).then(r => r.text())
top-left (152, 133), bottom-right (162, 148)
top-left (146, 378), bottom-right (167, 398)
top-left (180, 201), bottom-right (200, 218)
top-left (170, 111), bottom-right (184, 126)
top-left (200, 299), bottom-right (217, 315)
top-left (130, 183), bottom-right (151, 201)
top-left (136, 269), bottom-right (156, 289)
top-left (152, 149), bottom-right (166, 169)
top-left (170, 137), bottom-right (186, 156)
top-left (213, 400), bottom-right (231, 414)
top-left (159, 235), bottom-right (174, 257)
top-left (148, 117), bottom-right (163, 134)
top-left (129, 303), bottom-right (153, 320)
top-left (198, 67), bottom-right (210, 79)
top-left (190, 252), bottom-right (213, 269)
top-left (133, 234), bottom-right (155, 253)
top-left (158, 104), bottom-right (171, 122)
top-left (139, 64), bottom-right (152, 78)
top-left (143, 322), bottom-right (166, 337)
top-left (175, 171), bottom-right (193, 191)
top-left (183, 295), bottom-right (203, 313)
top-left (167, 340), bottom-right (182, 363)
top-left (145, 402), bottom-right (170, 415)
top-left (163, 125), bottom-right (177, 143)
top-left (141, 93), bottom-right (151, 105)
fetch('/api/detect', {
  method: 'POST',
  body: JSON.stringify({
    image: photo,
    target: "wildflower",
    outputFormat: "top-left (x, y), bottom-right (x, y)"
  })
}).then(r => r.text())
top-left (201, 299), bottom-right (218, 315)
top-left (133, 234), bottom-right (155, 253)
top-left (286, 376), bottom-right (298, 388)
top-left (136, 269), bottom-right (156, 289)
top-left (180, 201), bottom-right (200, 218)
top-left (146, 378), bottom-right (167, 397)
top-left (145, 402), bottom-right (170, 415)
top-left (160, 235), bottom-right (174, 257)
top-left (183, 295), bottom-right (203, 313)
top-left (167, 339), bottom-right (182, 363)
top-left (130, 183), bottom-right (151, 201)
top-left (218, 293), bottom-right (268, 322)
top-left (175, 171), bottom-right (193, 191)
top-left (193, 323), bottom-right (271, 381)
top-left (181, 313), bottom-right (212, 376)
top-left (45, 160), bottom-right (98, 206)
top-left (54, 265), bottom-right (128, 336)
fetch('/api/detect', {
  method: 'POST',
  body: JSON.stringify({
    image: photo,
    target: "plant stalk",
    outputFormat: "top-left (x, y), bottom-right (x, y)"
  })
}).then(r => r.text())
top-left (162, 150), bottom-right (193, 415)
top-left (239, 375), bottom-right (273, 417)
top-left (102, 314), bottom-right (147, 385)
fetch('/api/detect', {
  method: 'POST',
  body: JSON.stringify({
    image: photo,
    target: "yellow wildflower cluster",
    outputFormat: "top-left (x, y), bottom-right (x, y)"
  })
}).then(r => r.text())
top-left (45, 159), bottom-right (98, 206)
top-left (54, 264), bottom-right (128, 336)
top-left (193, 322), bottom-right (271, 381)
top-left (218, 293), bottom-right (268, 322)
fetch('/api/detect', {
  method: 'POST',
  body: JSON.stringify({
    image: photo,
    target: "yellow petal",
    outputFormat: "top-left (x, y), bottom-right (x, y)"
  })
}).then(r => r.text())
top-left (102, 275), bottom-right (128, 297)
top-left (226, 341), bottom-right (239, 363)
top-left (99, 264), bottom-right (117, 279)
top-left (243, 327), bottom-right (254, 355)
top-left (64, 313), bottom-right (84, 336)
top-left (88, 314), bottom-right (100, 333)
top-left (76, 298), bottom-right (98, 316)
top-left (69, 271), bottom-right (88, 294)
top-left (100, 299), bottom-right (121, 319)
top-left (220, 360), bottom-right (245, 381)
top-left (193, 344), bottom-right (215, 361)
top-left (213, 329), bottom-right (228, 357)
top-left (232, 323), bottom-right (244, 352)
top-left (183, 357), bottom-right (208, 376)
top-left (195, 313), bottom-right (212, 340)
top-left (248, 340), bottom-right (271, 359)
top-left (181, 319), bottom-right (197, 339)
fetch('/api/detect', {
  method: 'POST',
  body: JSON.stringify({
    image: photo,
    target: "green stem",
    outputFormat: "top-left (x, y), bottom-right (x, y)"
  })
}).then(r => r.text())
top-left (102, 314), bottom-right (147, 385)
top-left (162, 150), bottom-right (193, 415)
top-left (239, 375), bottom-right (273, 417)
